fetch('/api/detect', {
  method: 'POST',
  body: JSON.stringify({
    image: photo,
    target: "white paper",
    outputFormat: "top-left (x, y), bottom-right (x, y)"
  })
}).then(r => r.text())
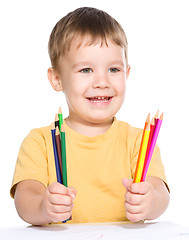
top-left (0, 222), bottom-right (189, 240)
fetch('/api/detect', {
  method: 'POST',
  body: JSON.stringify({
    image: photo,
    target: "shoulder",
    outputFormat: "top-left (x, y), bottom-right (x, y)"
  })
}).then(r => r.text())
top-left (21, 125), bottom-right (51, 152)
top-left (116, 119), bottom-right (143, 141)
top-left (26, 125), bottom-right (51, 140)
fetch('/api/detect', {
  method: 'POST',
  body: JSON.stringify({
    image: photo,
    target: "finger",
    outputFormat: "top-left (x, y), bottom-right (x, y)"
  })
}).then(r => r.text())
top-left (49, 194), bottom-right (74, 206)
top-left (124, 201), bottom-right (144, 214)
top-left (122, 178), bottom-right (133, 191)
top-left (130, 182), bottom-right (150, 195)
top-left (50, 203), bottom-right (74, 214)
top-left (50, 211), bottom-right (72, 223)
top-left (125, 191), bottom-right (143, 205)
top-left (48, 182), bottom-right (70, 195)
top-left (126, 211), bottom-right (144, 223)
top-left (68, 186), bottom-right (77, 199)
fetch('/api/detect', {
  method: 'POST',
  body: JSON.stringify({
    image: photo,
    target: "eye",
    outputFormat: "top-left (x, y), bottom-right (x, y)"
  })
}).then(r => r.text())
top-left (80, 68), bottom-right (92, 73)
top-left (108, 68), bottom-right (120, 73)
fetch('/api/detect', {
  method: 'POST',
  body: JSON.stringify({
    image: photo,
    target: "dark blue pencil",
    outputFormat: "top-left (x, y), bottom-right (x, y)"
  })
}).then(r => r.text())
top-left (51, 122), bottom-right (62, 184)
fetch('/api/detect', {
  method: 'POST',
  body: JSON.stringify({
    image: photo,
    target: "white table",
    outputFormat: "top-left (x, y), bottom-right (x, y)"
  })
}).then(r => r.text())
top-left (1, 221), bottom-right (189, 240)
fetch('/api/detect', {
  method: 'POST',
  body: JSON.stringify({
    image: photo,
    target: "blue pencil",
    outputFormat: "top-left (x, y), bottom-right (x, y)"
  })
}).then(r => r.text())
top-left (51, 121), bottom-right (70, 223)
top-left (51, 122), bottom-right (62, 184)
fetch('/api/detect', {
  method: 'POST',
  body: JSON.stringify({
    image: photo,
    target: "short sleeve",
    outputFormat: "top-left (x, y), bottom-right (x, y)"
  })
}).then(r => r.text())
top-left (130, 130), bottom-right (168, 186)
top-left (10, 129), bottom-right (49, 198)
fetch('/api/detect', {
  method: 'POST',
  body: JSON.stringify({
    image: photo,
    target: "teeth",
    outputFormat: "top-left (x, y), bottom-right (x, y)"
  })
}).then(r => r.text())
top-left (94, 96), bottom-right (108, 100)
top-left (89, 96), bottom-right (110, 102)
top-left (93, 100), bottom-right (108, 102)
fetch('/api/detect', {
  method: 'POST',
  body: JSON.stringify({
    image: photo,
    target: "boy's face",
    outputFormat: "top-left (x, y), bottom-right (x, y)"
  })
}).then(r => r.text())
top-left (49, 37), bottom-right (129, 126)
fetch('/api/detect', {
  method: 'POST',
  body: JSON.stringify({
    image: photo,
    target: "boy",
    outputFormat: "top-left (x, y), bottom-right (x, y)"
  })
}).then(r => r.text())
top-left (10, 7), bottom-right (169, 225)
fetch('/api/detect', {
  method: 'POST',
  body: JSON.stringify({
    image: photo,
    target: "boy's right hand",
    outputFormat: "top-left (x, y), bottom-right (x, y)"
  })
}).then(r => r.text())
top-left (41, 182), bottom-right (76, 223)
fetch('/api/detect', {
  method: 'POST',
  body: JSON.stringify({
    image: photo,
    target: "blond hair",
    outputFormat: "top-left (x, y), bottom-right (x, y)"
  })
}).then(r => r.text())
top-left (48, 7), bottom-right (128, 72)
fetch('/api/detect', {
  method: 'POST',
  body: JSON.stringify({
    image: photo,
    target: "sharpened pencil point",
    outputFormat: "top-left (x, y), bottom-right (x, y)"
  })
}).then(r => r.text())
top-left (55, 113), bottom-right (59, 121)
top-left (146, 113), bottom-right (150, 123)
top-left (151, 117), bottom-right (155, 125)
top-left (55, 126), bottom-right (60, 135)
top-left (58, 106), bottom-right (62, 114)
top-left (160, 112), bottom-right (164, 120)
top-left (146, 123), bottom-right (150, 131)
top-left (51, 122), bottom-right (55, 130)
top-left (155, 110), bottom-right (159, 119)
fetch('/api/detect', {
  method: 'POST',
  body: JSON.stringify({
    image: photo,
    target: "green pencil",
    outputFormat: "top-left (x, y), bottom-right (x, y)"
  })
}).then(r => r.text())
top-left (58, 107), bottom-right (63, 132)
top-left (61, 124), bottom-right (67, 187)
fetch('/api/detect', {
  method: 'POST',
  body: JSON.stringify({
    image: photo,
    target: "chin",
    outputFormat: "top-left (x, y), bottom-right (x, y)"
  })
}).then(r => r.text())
top-left (87, 115), bottom-right (114, 125)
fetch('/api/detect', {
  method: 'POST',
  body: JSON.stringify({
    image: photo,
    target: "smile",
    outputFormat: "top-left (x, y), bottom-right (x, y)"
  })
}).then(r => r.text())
top-left (87, 96), bottom-right (112, 102)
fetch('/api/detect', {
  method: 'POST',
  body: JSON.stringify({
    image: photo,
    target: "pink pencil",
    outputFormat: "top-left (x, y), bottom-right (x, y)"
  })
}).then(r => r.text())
top-left (142, 113), bottom-right (163, 181)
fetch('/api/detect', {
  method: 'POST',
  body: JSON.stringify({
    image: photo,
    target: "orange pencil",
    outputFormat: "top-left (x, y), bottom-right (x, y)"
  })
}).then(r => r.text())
top-left (141, 117), bottom-right (155, 181)
top-left (133, 113), bottom-right (150, 182)
top-left (134, 123), bottom-right (151, 183)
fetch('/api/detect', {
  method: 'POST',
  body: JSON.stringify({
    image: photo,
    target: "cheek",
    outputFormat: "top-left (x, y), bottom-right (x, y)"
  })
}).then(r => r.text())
top-left (64, 81), bottom-right (88, 107)
top-left (68, 75), bottom-right (90, 94)
top-left (115, 78), bottom-right (126, 97)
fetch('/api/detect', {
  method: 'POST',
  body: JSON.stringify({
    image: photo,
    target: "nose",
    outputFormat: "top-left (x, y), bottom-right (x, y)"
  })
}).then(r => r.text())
top-left (92, 71), bottom-right (110, 89)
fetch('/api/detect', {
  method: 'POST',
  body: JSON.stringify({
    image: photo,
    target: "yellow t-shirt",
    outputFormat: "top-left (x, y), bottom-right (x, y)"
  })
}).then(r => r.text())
top-left (10, 117), bottom-right (167, 223)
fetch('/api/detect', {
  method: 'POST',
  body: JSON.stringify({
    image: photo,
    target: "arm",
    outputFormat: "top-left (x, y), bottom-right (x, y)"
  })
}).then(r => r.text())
top-left (14, 180), bottom-right (76, 225)
top-left (122, 176), bottom-right (170, 222)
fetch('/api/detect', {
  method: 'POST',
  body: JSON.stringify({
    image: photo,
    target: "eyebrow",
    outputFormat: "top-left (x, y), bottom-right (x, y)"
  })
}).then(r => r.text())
top-left (109, 61), bottom-right (125, 66)
top-left (72, 62), bottom-right (92, 69)
top-left (72, 60), bottom-right (125, 69)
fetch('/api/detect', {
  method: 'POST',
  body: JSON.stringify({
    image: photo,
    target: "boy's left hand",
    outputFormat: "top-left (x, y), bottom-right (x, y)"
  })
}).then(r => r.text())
top-left (122, 178), bottom-right (154, 222)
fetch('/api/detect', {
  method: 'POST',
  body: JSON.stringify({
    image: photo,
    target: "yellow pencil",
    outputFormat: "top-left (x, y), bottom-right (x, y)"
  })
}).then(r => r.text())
top-left (133, 113), bottom-right (150, 183)
top-left (134, 123), bottom-right (151, 183)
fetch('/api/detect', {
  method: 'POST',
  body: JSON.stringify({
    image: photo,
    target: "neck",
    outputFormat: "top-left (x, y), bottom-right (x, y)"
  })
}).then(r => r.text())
top-left (65, 117), bottom-right (114, 137)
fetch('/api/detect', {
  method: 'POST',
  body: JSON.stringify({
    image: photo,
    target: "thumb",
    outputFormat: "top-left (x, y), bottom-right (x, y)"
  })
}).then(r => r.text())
top-left (122, 178), bottom-right (133, 191)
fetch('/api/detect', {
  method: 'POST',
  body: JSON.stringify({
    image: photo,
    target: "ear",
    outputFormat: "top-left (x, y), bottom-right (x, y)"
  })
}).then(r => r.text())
top-left (47, 67), bottom-right (63, 91)
top-left (126, 65), bottom-right (131, 80)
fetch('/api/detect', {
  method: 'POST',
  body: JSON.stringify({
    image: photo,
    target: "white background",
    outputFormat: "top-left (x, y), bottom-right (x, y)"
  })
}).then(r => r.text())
top-left (0, 0), bottom-right (189, 227)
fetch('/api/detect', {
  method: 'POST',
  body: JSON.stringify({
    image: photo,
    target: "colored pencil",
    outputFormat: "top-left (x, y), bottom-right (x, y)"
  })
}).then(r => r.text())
top-left (61, 124), bottom-right (67, 187)
top-left (141, 117), bottom-right (155, 181)
top-left (60, 122), bottom-right (69, 223)
top-left (58, 107), bottom-right (63, 133)
top-left (55, 113), bottom-right (59, 129)
top-left (55, 126), bottom-right (63, 178)
top-left (134, 123), bottom-right (151, 183)
top-left (51, 122), bottom-right (62, 184)
top-left (52, 112), bottom-right (71, 223)
top-left (154, 110), bottom-right (159, 125)
top-left (142, 113), bottom-right (163, 181)
top-left (133, 113), bottom-right (150, 183)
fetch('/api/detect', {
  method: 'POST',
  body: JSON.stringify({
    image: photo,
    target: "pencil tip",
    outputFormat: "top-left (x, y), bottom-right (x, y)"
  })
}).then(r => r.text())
top-left (146, 113), bottom-right (150, 123)
top-left (160, 112), bottom-right (164, 120)
top-left (151, 117), bottom-right (155, 125)
top-left (51, 122), bottom-right (55, 130)
top-left (58, 106), bottom-right (62, 114)
top-left (155, 110), bottom-right (159, 119)
top-left (146, 123), bottom-right (150, 130)
top-left (55, 113), bottom-right (59, 121)
top-left (55, 126), bottom-right (60, 135)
